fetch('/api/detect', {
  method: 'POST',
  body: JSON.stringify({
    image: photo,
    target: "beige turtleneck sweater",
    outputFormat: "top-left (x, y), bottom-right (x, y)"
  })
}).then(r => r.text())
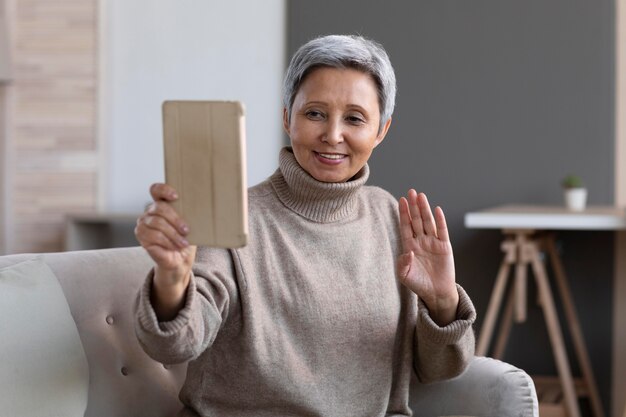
top-left (134, 147), bottom-right (476, 417)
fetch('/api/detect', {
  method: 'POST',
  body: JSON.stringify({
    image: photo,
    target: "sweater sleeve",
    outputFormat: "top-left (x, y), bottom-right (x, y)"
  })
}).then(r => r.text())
top-left (133, 247), bottom-right (239, 365)
top-left (413, 283), bottom-right (476, 383)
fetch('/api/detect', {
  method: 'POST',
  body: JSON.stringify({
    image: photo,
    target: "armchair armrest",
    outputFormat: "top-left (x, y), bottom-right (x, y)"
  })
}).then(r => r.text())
top-left (409, 356), bottom-right (538, 417)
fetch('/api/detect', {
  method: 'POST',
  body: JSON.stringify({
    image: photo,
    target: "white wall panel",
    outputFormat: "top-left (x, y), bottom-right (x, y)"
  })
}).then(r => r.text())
top-left (101, 0), bottom-right (286, 212)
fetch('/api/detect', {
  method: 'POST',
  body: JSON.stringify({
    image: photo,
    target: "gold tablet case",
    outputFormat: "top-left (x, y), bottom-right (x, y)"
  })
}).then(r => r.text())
top-left (163, 101), bottom-right (248, 248)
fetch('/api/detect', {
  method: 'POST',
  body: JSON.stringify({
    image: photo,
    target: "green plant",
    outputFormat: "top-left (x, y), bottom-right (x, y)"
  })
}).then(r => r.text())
top-left (561, 174), bottom-right (584, 189)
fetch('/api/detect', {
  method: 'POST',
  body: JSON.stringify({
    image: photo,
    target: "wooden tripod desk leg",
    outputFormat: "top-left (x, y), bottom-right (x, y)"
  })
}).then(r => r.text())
top-left (493, 282), bottom-right (516, 359)
top-left (529, 242), bottom-right (581, 417)
top-left (477, 242), bottom-right (514, 356)
top-left (545, 236), bottom-right (605, 417)
top-left (515, 233), bottom-right (529, 322)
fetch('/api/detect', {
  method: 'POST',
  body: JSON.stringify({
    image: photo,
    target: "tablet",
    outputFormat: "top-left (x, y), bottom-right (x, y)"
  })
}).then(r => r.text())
top-left (162, 100), bottom-right (248, 248)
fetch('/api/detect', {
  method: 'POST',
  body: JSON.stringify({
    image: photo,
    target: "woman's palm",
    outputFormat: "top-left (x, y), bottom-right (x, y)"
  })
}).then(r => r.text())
top-left (397, 191), bottom-right (457, 309)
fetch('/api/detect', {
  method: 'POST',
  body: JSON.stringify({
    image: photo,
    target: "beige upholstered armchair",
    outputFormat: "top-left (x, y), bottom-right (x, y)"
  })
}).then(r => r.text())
top-left (0, 247), bottom-right (538, 417)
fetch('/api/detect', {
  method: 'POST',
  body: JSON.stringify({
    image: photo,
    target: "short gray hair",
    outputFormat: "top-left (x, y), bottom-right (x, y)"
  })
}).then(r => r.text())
top-left (282, 35), bottom-right (396, 132)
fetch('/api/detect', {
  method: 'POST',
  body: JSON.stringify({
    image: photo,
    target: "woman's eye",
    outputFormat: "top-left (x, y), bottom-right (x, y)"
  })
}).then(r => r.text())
top-left (346, 115), bottom-right (365, 124)
top-left (305, 110), bottom-right (324, 120)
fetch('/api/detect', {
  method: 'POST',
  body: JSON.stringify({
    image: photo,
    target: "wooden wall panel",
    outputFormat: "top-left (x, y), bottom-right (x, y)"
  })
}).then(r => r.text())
top-left (5, 0), bottom-right (98, 253)
top-left (0, 86), bottom-right (6, 255)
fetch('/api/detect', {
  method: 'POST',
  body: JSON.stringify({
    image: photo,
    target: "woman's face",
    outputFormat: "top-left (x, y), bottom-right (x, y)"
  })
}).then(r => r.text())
top-left (283, 67), bottom-right (391, 183)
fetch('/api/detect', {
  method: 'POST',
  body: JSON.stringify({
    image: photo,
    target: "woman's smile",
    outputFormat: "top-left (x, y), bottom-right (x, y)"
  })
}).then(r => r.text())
top-left (314, 151), bottom-right (348, 165)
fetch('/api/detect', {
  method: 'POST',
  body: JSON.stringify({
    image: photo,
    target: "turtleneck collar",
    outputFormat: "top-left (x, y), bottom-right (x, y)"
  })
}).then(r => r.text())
top-left (270, 147), bottom-right (370, 223)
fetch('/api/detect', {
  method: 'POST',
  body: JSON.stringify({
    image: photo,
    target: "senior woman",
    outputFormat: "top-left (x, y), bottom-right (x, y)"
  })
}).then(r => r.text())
top-left (134, 35), bottom-right (476, 416)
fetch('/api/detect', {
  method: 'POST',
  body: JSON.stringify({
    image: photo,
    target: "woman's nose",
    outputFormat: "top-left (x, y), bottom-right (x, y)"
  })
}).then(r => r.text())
top-left (322, 119), bottom-right (344, 145)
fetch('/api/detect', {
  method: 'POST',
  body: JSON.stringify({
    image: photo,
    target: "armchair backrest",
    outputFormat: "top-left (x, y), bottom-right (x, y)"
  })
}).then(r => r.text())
top-left (0, 247), bottom-right (186, 417)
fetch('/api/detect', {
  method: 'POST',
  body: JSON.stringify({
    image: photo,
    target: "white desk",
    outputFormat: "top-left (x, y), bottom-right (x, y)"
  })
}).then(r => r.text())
top-left (465, 205), bottom-right (626, 231)
top-left (465, 205), bottom-right (626, 417)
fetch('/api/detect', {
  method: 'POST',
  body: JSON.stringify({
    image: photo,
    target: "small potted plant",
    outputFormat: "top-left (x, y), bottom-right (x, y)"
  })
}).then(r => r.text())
top-left (561, 174), bottom-right (587, 211)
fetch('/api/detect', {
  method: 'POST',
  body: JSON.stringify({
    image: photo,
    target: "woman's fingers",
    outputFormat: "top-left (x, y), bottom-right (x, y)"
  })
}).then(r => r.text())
top-left (417, 192), bottom-right (437, 237)
top-left (146, 183), bottom-right (188, 233)
top-left (136, 218), bottom-right (185, 250)
top-left (407, 189), bottom-right (424, 236)
top-left (146, 201), bottom-right (189, 236)
top-left (399, 197), bottom-right (417, 249)
top-left (402, 190), bottom-right (447, 240)
top-left (150, 183), bottom-right (179, 202)
top-left (434, 206), bottom-right (450, 242)
top-left (136, 183), bottom-right (197, 282)
top-left (136, 183), bottom-right (189, 254)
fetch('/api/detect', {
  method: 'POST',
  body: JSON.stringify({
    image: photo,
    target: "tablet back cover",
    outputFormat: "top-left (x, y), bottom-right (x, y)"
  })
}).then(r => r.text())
top-left (163, 100), bottom-right (248, 248)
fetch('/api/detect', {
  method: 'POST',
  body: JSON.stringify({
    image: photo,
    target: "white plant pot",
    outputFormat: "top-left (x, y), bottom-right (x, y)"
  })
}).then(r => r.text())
top-left (564, 188), bottom-right (587, 211)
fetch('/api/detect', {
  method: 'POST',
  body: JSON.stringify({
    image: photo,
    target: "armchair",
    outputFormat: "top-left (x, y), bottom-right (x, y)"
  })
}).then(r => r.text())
top-left (0, 247), bottom-right (538, 416)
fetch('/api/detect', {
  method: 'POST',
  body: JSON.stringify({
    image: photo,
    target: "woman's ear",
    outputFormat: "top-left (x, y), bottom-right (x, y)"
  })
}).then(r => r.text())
top-left (374, 117), bottom-right (392, 148)
top-left (282, 108), bottom-right (291, 135)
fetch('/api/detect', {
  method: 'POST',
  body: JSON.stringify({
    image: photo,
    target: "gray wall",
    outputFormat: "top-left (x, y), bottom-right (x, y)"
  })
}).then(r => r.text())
top-left (288, 1), bottom-right (615, 413)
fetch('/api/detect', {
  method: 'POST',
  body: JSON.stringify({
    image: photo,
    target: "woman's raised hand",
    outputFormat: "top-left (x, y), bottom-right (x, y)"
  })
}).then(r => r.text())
top-left (396, 190), bottom-right (459, 326)
top-left (135, 183), bottom-right (196, 320)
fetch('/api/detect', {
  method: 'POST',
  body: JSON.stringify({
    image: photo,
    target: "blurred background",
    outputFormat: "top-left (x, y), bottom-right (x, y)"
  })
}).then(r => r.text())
top-left (0, 1), bottom-right (624, 416)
